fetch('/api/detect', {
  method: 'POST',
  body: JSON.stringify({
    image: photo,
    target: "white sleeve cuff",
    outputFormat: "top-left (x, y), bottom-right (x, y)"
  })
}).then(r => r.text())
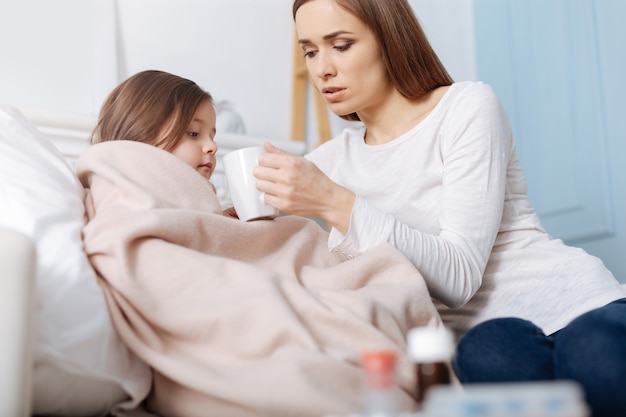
top-left (328, 195), bottom-right (390, 255)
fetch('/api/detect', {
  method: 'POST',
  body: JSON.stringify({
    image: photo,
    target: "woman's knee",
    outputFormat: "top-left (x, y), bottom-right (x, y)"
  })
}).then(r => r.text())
top-left (553, 300), bottom-right (626, 417)
top-left (453, 317), bottom-right (553, 383)
top-left (554, 299), bottom-right (626, 376)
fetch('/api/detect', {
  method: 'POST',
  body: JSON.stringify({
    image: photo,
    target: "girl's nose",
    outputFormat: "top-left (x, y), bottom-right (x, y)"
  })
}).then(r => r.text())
top-left (204, 139), bottom-right (217, 155)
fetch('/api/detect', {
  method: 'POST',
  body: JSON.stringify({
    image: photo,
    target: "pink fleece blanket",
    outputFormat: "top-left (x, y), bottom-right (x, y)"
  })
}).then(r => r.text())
top-left (76, 141), bottom-right (441, 417)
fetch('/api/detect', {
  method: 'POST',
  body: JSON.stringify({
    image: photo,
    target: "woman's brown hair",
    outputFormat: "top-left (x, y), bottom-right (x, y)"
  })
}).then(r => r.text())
top-left (90, 70), bottom-right (213, 150)
top-left (292, 0), bottom-right (453, 121)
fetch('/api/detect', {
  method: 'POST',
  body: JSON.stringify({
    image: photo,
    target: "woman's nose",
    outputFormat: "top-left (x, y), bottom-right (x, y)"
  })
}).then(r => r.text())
top-left (314, 51), bottom-right (336, 79)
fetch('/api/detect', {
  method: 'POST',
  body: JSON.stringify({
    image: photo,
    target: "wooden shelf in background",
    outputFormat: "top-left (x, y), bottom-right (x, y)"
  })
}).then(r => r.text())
top-left (290, 30), bottom-right (331, 146)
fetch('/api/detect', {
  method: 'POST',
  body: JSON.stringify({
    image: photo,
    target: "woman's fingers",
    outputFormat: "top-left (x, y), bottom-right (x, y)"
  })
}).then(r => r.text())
top-left (263, 141), bottom-right (282, 153)
top-left (257, 144), bottom-right (294, 170)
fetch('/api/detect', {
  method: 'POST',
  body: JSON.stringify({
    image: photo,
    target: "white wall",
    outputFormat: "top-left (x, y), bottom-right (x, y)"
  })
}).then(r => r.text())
top-left (0, 1), bottom-right (97, 114)
top-left (410, 0), bottom-right (476, 83)
top-left (0, 0), bottom-right (475, 149)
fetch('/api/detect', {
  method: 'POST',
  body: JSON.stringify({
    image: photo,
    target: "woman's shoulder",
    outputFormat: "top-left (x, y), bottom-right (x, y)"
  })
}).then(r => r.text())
top-left (441, 81), bottom-right (507, 121)
top-left (448, 81), bottom-right (499, 104)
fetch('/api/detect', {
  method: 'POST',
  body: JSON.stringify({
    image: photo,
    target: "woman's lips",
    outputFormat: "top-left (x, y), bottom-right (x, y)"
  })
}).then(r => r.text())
top-left (322, 87), bottom-right (346, 103)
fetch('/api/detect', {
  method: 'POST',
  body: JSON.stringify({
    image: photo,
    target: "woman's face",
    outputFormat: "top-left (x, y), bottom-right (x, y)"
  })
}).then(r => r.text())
top-left (295, 0), bottom-right (392, 118)
top-left (167, 99), bottom-right (218, 180)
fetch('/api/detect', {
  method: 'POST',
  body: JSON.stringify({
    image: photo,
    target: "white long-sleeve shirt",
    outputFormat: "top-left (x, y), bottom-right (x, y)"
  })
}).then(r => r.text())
top-left (306, 81), bottom-right (625, 337)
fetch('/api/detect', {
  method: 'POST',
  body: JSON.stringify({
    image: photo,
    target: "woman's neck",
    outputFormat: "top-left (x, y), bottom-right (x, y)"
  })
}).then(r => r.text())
top-left (361, 86), bottom-right (450, 146)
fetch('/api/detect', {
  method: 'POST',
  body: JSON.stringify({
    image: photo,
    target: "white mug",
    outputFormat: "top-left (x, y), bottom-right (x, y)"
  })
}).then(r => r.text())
top-left (222, 146), bottom-right (279, 221)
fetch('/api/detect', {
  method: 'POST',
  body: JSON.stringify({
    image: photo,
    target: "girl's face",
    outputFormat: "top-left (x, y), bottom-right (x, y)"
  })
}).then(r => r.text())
top-left (168, 99), bottom-right (218, 180)
top-left (295, 0), bottom-right (392, 118)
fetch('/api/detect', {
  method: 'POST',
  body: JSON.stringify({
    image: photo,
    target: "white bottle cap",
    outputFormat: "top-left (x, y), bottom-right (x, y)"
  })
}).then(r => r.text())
top-left (407, 326), bottom-right (455, 363)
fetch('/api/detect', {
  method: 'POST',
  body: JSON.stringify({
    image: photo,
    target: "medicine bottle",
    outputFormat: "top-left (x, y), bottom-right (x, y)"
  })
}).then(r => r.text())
top-left (361, 350), bottom-right (399, 416)
top-left (406, 326), bottom-right (454, 408)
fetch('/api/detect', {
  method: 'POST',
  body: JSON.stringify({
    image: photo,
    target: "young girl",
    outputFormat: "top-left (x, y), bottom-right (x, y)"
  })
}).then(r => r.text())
top-left (253, 1), bottom-right (626, 415)
top-left (91, 70), bottom-right (218, 182)
top-left (90, 69), bottom-right (240, 217)
top-left (77, 68), bottom-right (442, 417)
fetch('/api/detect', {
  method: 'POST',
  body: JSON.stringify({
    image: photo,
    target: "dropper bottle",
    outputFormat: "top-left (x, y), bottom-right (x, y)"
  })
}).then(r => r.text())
top-left (406, 326), bottom-right (455, 409)
top-left (361, 350), bottom-right (399, 417)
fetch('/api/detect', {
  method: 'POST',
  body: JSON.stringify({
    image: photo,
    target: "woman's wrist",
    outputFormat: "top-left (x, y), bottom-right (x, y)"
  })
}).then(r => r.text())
top-left (324, 185), bottom-right (356, 235)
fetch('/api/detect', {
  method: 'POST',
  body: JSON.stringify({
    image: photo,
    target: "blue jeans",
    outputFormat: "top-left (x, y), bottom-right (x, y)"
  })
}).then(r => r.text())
top-left (452, 299), bottom-right (626, 417)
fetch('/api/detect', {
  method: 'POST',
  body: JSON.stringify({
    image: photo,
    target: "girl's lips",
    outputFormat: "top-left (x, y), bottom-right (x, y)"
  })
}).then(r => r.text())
top-left (322, 87), bottom-right (346, 103)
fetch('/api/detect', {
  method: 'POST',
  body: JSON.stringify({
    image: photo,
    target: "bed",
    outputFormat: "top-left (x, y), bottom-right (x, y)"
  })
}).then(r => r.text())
top-left (0, 105), bottom-right (308, 416)
top-left (7, 106), bottom-right (626, 417)
top-left (0, 226), bottom-right (34, 416)
top-left (0, 105), bottom-right (443, 417)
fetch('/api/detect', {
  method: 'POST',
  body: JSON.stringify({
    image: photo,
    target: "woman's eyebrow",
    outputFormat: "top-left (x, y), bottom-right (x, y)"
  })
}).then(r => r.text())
top-left (298, 30), bottom-right (353, 44)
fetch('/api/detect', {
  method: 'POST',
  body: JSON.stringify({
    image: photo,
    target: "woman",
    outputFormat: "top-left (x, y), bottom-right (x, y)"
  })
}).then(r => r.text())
top-left (254, 0), bottom-right (626, 415)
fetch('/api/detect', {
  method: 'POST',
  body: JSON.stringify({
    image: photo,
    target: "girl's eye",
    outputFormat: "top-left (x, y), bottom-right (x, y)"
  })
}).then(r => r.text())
top-left (187, 131), bottom-right (199, 138)
top-left (303, 49), bottom-right (317, 58)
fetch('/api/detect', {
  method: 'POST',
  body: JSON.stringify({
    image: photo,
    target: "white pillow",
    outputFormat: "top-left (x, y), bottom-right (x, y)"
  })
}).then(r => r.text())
top-left (0, 105), bottom-right (151, 416)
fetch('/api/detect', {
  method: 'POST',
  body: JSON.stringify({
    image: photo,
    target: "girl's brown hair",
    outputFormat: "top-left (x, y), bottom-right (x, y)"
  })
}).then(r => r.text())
top-left (292, 0), bottom-right (453, 121)
top-left (90, 70), bottom-right (213, 150)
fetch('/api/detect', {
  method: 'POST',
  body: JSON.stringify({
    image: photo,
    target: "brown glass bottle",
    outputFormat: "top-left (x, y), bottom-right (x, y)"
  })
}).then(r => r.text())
top-left (407, 326), bottom-right (455, 409)
top-left (415, 361), bottom-right (451, 404)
